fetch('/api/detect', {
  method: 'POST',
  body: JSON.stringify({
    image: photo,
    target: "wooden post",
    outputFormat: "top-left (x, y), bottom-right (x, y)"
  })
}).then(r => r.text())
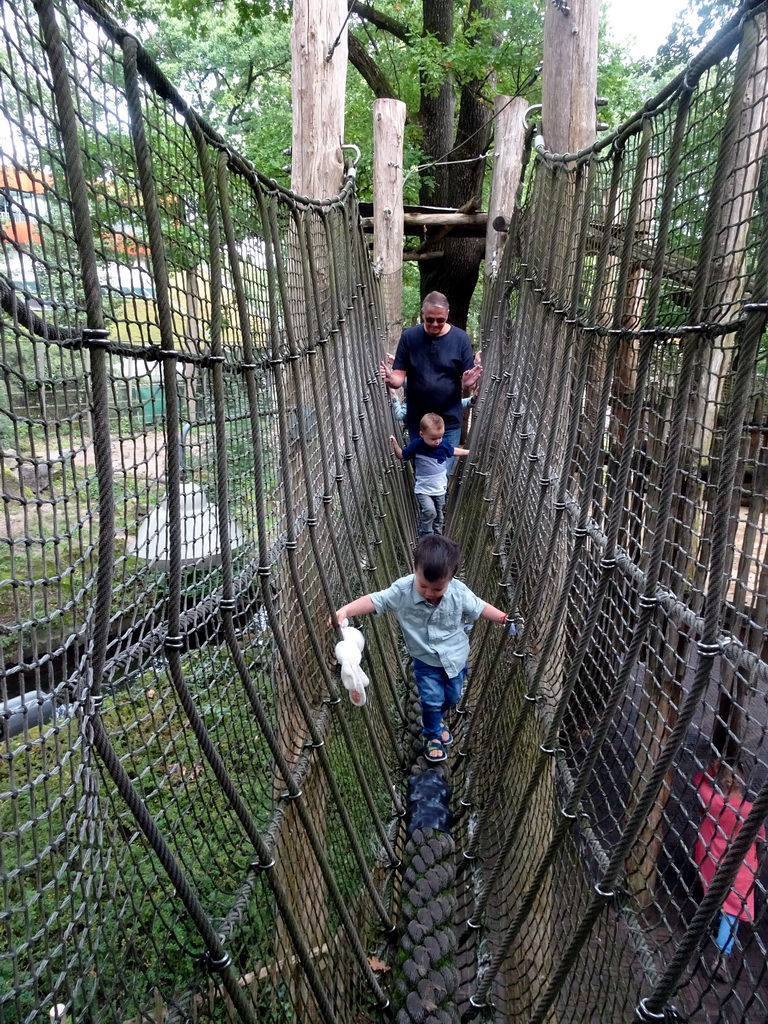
top-left (484, 95), bottom-right (528, 279)
top-left (541, 0), bottom-right (600, 154)
top-left (291, 0), bottom-right (347, 198)
top-left (519, 5), bottom-right (598, 1013)
top-left (373, 98), bottom-right (406, 349)
top-left (279, 10), bottom-right (348, 1012)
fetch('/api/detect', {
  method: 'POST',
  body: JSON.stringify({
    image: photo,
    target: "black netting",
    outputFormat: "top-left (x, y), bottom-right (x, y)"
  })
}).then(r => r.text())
top-left (2, 2), bottom-right (768, 1023)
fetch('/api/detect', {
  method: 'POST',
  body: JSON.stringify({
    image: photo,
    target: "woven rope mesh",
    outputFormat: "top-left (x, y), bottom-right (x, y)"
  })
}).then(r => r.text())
top-left (2, 1), bottom-right (768, 1022)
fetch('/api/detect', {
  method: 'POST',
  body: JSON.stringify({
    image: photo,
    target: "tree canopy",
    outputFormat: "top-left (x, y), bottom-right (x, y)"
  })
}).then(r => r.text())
top-left (115, 0), bottom-right (652, 327)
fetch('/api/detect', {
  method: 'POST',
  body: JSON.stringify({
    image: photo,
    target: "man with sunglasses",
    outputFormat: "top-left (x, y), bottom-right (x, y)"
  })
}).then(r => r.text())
top-left (380, 292), bottom-right (482, 468)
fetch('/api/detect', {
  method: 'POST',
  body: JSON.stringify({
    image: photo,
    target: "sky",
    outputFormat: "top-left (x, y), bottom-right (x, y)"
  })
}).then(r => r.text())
top-left (605, 0), bottom-right (687, 58)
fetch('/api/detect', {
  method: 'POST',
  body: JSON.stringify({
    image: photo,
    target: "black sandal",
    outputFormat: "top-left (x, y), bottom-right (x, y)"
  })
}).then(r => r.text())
top-left (425, 738), bottom-right (447, 762)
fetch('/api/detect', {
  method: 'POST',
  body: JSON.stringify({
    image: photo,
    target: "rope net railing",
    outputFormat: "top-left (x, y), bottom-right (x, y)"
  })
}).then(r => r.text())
top-left (458, 3), bottom-right (768, 1021)
top-left (1, 1), bottom-right (410, 1021)
top-left (1, 0), bottom-right (768, 1023)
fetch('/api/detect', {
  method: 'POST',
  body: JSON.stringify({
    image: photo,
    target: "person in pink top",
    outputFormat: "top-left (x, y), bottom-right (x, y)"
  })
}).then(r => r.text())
top-left (693, 759), bottom-right (766, 980)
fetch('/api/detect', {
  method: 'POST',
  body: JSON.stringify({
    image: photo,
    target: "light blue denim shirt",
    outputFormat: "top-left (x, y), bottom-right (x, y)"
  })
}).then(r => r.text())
top-left (369, 574), bottom-right (486, 678)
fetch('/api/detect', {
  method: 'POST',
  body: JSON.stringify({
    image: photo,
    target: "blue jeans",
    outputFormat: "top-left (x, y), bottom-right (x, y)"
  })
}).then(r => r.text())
top-left (408, 425), bottom-right (462, 478)
top-left (413, 658), bottom-right (467, 740)
top-left (416, 492), bottom-right (446, 535)
top-left (716, 912), bottom-right (738, 955)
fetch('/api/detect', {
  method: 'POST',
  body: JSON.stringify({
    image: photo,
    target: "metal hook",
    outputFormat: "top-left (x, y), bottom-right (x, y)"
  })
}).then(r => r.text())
top-left (341, 143), bottom-right (361, 172)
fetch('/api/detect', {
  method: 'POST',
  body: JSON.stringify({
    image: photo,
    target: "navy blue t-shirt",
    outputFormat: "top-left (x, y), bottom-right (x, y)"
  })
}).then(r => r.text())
top-left (400, 438), bottom-right (455, 495)
top-left (392, 324), bottom-right (474, 437)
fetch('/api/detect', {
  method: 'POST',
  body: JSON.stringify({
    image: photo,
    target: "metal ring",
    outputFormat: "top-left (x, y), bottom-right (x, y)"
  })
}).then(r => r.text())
top-left (682, 57), bottom-right (697, 93)
top-left (697, 640), bottom-right (721, 658)
top-left (636, 997), bottom-right (666, 1021)
top-left (206, 951), bottom-right (232, 973)
top-left (81, 327), bottom-right (111, 347)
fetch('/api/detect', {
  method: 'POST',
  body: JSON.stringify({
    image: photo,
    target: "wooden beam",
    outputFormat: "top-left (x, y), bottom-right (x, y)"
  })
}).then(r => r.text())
top-left (360, 211), bottom-right (488, 236)
top-left (403, 250), bottom-right (444, 261)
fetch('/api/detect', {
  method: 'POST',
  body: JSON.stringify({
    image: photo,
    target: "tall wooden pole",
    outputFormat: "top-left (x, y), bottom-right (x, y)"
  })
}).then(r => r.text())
top-left (514, 3), bottom-right (598, 1013)
top-left (291, 0), bottom-right (347, 198)
top-left (484, 95), bottom-right (528, 279)
top-left (373, 98), bottom-right (406, 349)
top-left (283, 3), bottom-right (349, 1010)
top-left (541, 0), bottom-right (600, 154)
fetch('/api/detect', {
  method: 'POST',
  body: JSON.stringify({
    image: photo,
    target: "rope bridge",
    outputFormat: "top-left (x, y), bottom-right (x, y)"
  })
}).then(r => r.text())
top-left (2, 0), bottom-right (768, 1022)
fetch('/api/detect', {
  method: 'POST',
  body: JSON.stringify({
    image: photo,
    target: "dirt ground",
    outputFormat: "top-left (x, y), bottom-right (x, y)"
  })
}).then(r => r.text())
top-left (1, 427), bottom-right (168, 542)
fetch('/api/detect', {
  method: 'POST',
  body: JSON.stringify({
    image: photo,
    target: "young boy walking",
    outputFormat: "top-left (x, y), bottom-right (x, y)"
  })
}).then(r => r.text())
top-left (332, 535), bottom-right (508, 762)
top-left (390, 412), bottom-right (469, 536)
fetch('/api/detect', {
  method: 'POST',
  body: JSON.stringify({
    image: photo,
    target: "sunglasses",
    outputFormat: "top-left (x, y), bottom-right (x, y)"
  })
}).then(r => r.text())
top-left (424, 316), bottom-right (446, 324)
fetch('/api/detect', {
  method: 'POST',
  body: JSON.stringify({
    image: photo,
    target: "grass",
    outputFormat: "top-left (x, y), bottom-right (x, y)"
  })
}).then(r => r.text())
top-left (1, 643), bottom-right (280, 1023)
top-left (0, 289), bottom-right (281, 659)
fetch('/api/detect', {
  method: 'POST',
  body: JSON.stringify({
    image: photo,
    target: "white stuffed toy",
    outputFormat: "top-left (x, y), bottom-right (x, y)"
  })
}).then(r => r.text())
top-left (334, 621), bottom-right (369, 706)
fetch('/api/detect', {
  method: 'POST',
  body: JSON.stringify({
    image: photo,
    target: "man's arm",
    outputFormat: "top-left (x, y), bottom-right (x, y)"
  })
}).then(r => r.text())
top-left (333, 595), bottom-right (376, 625)
top-left (381, 360), bottom-right (406, 390)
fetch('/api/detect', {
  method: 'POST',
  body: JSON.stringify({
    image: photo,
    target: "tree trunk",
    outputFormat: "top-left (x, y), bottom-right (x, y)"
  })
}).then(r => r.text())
top-left (418, 0), bottom-right (454, 210)
top-left (418, 0), bottom-right (495, 326)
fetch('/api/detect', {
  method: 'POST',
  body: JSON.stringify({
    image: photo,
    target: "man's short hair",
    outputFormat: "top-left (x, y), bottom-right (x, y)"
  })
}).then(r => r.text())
top-left (421, 291), bottom-right (449, 313)
top-left (413, 535), bottom-right (461, 582)
top-left (420, 412), bottom-right (444, 433)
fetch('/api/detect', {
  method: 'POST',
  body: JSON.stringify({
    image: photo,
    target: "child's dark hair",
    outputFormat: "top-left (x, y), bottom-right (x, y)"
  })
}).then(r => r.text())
top-left (413, 535), bottom-right (460, 581)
